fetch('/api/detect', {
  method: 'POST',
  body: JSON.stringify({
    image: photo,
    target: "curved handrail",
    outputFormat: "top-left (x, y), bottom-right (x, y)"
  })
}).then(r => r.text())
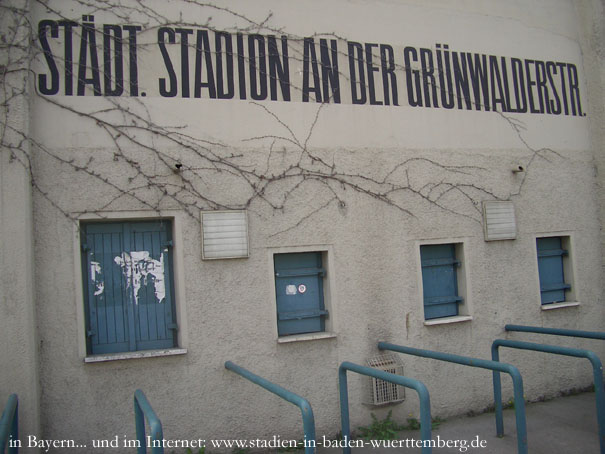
top-left (505, 324), bottom-right (605, 340)
top-left (492, 338), bottom-right (605, 454)
top-left (339, 361), bottom-right (432, 454)
top-left (378, 341), bottom-right (528, 454)
top-left (225, 361), bottom-right (316, 454)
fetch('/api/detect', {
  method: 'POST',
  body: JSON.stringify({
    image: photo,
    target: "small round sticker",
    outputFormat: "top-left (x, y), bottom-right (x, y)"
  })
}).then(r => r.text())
top-left (298, 284), bottom-right (307, 294)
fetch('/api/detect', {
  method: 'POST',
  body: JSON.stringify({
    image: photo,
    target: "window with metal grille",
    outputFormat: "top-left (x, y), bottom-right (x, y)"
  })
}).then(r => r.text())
top-left (80, 220), bottom-right (178, 355)
top-left (420, 243), bottom-right (462, 320)
top-left (366, 355), bottom-right (405, 405)
top-left (536, 236), bottom-right (571, 305)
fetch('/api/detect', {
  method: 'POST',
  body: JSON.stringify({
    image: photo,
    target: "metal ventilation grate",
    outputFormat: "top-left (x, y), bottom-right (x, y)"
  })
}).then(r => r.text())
top-left (366, 354), bottom-right (405, 405)
top-left (482, 201), bottom-right (517, 241)
top-left (201, 210), bottom-right (249, 260)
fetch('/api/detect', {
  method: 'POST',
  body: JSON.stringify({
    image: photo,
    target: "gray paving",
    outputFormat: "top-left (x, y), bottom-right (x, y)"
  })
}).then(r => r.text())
top-left (316, 392), bottom-right (600, 453)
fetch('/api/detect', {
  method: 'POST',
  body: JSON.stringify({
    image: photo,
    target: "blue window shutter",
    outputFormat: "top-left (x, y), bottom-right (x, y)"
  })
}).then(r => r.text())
top-left (128, 221), bottom-right (177, 351)
top-left (83, 223), bottom-right (130, 354)
top-left (274, 252), bottom-right (326, 336)
top-left (82, 221), bottom-right (177, 354)
top-left (421, 244), bottom-right (461, 320)
top-left (537, 237), bottom-right (570, 304)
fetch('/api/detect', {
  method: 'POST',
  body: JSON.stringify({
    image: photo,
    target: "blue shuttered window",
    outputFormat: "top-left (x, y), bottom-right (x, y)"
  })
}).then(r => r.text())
top-left (420, 244), bottom-right (462, 320)
top-left (81, 220), bottom-right (178, 355)
top-left (274, 252), bottom-right (327, 336)
top-left (536, 237), bottom-right (571, 305)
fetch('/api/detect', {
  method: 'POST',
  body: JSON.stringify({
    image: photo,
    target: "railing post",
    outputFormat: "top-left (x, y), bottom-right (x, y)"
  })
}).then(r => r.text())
top-left (492, 338), bottom-right (605, 454)
top-left (0, 394), bottom-right (18, 454)
top-left (134, 390), bottom-right (164, 454)
top-left (338, 365), bottom-right (351, 453)
top-left (225, 361), bottom-right (316, 454)
top-left (490, 345), bottom-right (527, 444)
top-left (491, 346), bottom-right (504, 438)
top-left (134, 396), bottom-right (145, 454)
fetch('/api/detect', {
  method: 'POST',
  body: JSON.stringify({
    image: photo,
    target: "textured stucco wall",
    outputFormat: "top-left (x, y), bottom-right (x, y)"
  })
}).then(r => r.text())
top-left (3, 0), bottom-right (604, 451)
top-left (0, 0), bottom-right (41, 442)
top-left (576, 0), bottom-right (605, 277)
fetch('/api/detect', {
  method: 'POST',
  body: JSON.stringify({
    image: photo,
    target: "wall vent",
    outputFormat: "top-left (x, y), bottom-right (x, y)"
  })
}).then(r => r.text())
top-left (201, 210), bottom-right (249, 260)
top-left (482, 201), bottom-right (517, 241)
top-left (366, 354), bottom-right (405, 405)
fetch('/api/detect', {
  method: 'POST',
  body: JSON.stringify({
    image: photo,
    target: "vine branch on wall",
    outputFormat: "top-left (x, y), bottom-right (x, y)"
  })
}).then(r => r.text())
top-left (0, 0), bottom-right (563, 233)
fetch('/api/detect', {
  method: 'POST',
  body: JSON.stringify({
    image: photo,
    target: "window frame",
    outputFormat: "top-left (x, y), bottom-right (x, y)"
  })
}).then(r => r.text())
top-left (268, 245), bottom-right (336, 342)
top-left (274, 251), bottom-right (327, 336)
top-left (535, 234), bottom-right (576, 306)
top-left (74, 212), bottom-right (188, 362)
top-left (417, 239), bottom-right (471, 325)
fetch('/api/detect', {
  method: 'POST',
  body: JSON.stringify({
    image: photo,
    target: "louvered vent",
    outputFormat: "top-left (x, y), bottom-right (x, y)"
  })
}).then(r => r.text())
top-left (482, 201), bottom-right (517, 241)
top-left (201, 210), bottom-right (249, 259)
top-left (366, 354), bottom-right (405, 405)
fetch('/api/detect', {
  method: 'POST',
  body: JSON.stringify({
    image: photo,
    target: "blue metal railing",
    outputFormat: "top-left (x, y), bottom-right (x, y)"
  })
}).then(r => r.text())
top-left (378, 341), bottom-right (528, 454)
top-left (492, 338), bottom-right (605, 454)
top-left (224, 361), bottom-right (316, 454)
top-left (134, 390), bottom-right (164, 454)
top-left (505, 324), bottom-right (605, 340)
top-left (339, 361), bottom-right (431, 454)
top-left (0, 395), bottom-right (18, 454)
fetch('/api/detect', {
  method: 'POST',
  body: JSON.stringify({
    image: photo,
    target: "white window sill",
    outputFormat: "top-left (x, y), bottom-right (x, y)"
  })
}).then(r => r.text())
top-left (84, 348), bottom-right (187, 363)
top-left (277, 332), bottom-right (337, 344)
top-left (541, 301), bottom-right (580, 311)
top-left (424, 315), bottom-right (473, 326)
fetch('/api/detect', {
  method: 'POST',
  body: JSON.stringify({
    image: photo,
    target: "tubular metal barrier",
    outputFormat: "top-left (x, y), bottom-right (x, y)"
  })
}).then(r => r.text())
top-left (0, 394), bottom-right (18, 454)
top-left (224, 361), bottom-right (316, 454)
top-left (134, 389), bottom-right (164, 454)
top-left (505, 324), bottom-right (605, 340)
top-left (378, 341), bottom-right (528, 454)
top-left (492, 338), bottom-right (605, 454)
top-left (338, 361), bottom-right (432, 454)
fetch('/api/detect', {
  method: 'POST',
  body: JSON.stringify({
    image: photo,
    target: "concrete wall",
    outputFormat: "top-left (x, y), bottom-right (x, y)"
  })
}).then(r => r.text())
top-left (2, 0), bottom-right (604, 450)
top-left (0, 0), bottom-right (41, 442)
top-left (576, 0), bottom-right (605, 277)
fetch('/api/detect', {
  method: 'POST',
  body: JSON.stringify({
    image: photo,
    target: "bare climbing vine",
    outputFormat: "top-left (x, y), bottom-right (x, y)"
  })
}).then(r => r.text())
top-left (1, 0), bottom-right (561, 234)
